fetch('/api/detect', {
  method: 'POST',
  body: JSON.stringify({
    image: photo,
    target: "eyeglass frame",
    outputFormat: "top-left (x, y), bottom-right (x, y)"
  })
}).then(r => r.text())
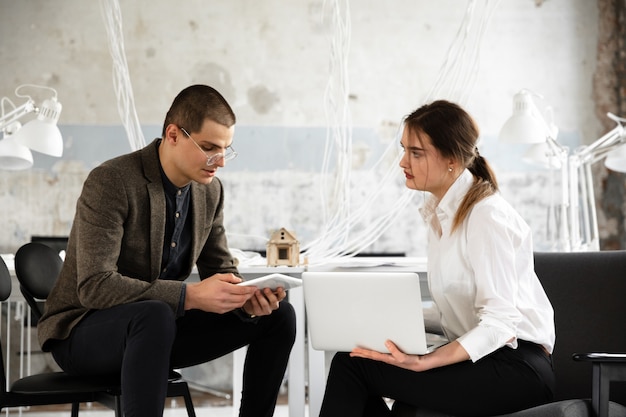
top-left (179, 126), bottom-right (238, 166)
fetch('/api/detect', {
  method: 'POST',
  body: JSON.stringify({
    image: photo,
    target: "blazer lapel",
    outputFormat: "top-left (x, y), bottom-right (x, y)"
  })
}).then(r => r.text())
top-left (189, 183), bottom-right (207, 269)
top-left (141, 139), bottom-right (168, 280)
top-left (148, 182), bottom-right (167, 279)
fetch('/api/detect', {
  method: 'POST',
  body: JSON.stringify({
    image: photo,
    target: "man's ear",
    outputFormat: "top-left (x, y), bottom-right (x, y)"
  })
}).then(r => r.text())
top-left (164, 124), bottom-right (179, 144)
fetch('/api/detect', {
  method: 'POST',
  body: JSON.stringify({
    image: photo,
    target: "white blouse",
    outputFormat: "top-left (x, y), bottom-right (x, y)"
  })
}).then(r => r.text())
top-left (420, 169), bottom-right (555, 362)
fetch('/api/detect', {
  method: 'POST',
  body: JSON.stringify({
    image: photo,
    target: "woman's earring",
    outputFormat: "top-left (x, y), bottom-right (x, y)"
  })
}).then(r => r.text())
top-left (448, 166), bottom-right (453, 172)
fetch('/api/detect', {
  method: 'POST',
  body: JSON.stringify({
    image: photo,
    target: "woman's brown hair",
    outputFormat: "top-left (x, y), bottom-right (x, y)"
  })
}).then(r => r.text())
top-left (404, 100), bottom-right (498, 232)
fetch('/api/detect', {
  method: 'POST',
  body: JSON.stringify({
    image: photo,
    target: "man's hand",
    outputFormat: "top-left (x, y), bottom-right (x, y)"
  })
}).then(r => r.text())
top-left (184, 273), bottom-right (256, 313)
top-left (241, 287), bottom-right (287, 317)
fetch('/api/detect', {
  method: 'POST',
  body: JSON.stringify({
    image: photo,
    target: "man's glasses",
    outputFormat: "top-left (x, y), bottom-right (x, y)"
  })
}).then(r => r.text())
top-left (179, 127), bottom-right (237, 166)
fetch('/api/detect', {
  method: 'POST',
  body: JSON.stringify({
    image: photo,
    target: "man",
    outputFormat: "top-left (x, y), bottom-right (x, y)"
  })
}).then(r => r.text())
top-left (37, 84), bottom-right (296, 417)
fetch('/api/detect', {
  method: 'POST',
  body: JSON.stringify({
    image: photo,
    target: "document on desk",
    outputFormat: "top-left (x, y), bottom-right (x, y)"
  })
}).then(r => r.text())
top-left (238, 273), bottom-right (302, 291)
top-left (320, 256), bottom-right (428, 269)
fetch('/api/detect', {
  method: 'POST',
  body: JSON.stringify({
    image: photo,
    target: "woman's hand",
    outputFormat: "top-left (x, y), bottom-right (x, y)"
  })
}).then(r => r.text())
top-left (350, 339), bottom-right (468, 372)
top-left (350, 340), bottom-right (431, 372)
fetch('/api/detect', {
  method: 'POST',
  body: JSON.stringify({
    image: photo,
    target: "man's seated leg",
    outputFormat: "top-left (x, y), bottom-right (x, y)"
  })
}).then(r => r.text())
top-left (49, 300), bottom-right (177, 417)
top-left (171, 301), bottom-right (297, 417)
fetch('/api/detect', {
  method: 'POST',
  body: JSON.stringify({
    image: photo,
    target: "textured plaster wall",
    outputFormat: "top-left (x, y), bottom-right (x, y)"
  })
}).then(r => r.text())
top-left (0, 0), bottom-right (607, 257)
top-left (0, 0), bottom-right (601, 131)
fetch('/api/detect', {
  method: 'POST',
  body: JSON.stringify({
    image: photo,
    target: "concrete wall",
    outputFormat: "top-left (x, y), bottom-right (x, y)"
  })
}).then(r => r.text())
top-left (0, 0), bottom-right (600, 131)
top-left (0, 0), bottom-right (608, 257)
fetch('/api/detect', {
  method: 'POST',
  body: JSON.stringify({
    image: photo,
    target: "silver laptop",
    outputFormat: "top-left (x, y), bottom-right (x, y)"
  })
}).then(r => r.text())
top-left (302, 271), bottom-right (446, 355)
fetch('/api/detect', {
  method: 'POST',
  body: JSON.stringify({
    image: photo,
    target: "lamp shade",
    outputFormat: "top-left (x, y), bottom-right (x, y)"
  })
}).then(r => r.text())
top-left (0, 135), bottom-right (34, 170)
top-left (499, 91), bottom-right (547, 144)
top-left (604, 143), bottom-right (626, 173)
top-left (523, 142), bottom-right (563, 169)
top-left (12, 97), bottom-right (63, 157)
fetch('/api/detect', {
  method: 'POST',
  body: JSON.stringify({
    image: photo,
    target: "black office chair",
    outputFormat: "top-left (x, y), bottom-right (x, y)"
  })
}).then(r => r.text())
top-left (13, 242), bottom-right (197, 417)
top-left (0, 250), bottom-right (122, 416)
top-left (391, 250), bottom-right (626, 417)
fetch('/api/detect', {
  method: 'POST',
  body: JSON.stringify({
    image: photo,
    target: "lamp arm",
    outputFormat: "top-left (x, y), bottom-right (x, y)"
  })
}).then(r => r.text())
top-left (587, 143), bottom-right (623, 165)
top-left (0, 99), bottom-right (36, 131)
top-left (578, 127), bottom-right (622, 158)
top-left (1, 84), bottom-right (61, 131)
top-left (575, 113), bottom-right (626, 164)
top-left (546, 135), bottom-right (568, 154)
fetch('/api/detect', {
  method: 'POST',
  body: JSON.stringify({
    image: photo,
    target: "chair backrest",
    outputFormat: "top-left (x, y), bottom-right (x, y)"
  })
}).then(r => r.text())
top-left (0, 256), bottom-right (12, 303)
top-left (0, 254), bottom-right (14, 394)
top-left (14, 242), bottom-right (63, 322)
top-left (534, 250), bottom-right (626, 405)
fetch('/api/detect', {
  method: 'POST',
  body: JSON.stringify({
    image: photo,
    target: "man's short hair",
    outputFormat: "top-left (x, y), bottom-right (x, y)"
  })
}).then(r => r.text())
top-left (161, 85), bottom-right (236, 137)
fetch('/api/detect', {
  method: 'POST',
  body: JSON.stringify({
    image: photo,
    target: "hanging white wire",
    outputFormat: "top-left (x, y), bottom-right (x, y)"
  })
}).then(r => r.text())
top-left (424, 0), bottom-right (501, 104)
top-left (99, 0), bottom-right (146, 151)
top-left (458, 0), bottom-right (501, 105)
top-left (302, 0), bottom-right (502, 265)
top-left (94, 0), bottom-right (500, 264)
top-left (312, 0), bottom-right (354, 255)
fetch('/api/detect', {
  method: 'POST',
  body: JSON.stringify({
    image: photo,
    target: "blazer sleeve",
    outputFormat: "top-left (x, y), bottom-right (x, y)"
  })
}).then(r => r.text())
top-left (72, 163), bottom-right (183, 312)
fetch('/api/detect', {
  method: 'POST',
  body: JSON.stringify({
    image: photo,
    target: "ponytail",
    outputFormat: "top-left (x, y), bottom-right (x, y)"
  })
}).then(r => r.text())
top-left (452, 154), bottom-right (498, 233)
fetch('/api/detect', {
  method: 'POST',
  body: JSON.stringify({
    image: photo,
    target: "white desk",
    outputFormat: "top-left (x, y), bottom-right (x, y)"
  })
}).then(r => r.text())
top-left (238, 257), bottom-right (428, 417)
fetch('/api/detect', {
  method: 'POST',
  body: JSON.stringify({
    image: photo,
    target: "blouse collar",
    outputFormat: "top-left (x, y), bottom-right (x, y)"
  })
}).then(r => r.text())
top-left (419, 169), bottom-right (474, 230)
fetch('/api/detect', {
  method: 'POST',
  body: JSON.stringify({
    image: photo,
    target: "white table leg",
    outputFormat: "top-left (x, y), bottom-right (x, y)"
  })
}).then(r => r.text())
top-left (233, 346), bottom-right (247, 417)
top-left (288, 285), bottom-right (306, 417)
top-left (308, 339), bottom-right (327, 417)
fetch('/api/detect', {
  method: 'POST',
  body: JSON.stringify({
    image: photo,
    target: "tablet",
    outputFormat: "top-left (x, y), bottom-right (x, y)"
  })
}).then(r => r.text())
top-left (238, 273), bottom-right (302, 291)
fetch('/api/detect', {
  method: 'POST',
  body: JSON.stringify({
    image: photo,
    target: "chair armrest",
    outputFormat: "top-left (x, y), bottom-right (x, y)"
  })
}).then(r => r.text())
top-left (573, 353), bottom-right (626, 363)
top-left (573, 352), bottom-right (626, 417)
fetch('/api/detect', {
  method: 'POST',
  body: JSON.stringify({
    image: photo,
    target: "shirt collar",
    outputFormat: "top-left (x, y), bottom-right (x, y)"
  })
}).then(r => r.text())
top-left (159, 161), bottom-right (191, 198)
top-left (419, 169), bottom-right (474, 224)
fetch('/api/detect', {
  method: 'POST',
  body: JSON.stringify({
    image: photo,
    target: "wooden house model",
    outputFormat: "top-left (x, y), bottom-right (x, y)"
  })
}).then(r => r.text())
top-left (266, 228), bottom-right (300, 267)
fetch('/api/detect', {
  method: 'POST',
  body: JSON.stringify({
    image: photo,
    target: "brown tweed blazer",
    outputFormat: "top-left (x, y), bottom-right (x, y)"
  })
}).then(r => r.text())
top-left (37, 139), bottom-right (238, 350)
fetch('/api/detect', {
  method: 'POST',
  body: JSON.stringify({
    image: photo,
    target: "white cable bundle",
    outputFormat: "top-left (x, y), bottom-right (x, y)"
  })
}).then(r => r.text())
top-left (303, 0), bottom-right (501, 265)
top-left (95, 0), bottom-right (500, 263)
top-left (302, 0), bottom-right (354, 261)
top-left (99, 0), bottom-right (146, 152)
top-left (423, 0), bottom-right (501, 105)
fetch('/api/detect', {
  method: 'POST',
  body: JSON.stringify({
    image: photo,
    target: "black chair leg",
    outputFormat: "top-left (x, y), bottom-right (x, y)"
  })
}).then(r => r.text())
top-left (115, 394), bottom-right (123, 417)
top-left (166, 380), bottom-right (197, 417)
top-left (181, 383), bottom-right (197, 417)
top-left (71, 402), bottom-right (80, 417)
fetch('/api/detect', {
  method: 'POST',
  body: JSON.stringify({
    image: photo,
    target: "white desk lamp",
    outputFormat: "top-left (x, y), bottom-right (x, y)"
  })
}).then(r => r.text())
top-left (0, 84), bottom-right (63, 170)
top-left (499, 90), bottom-right (549, 145)
top-left (500, 89), bottom-right (626, 252)
top-left (604, 141), bottom-right (626, 172)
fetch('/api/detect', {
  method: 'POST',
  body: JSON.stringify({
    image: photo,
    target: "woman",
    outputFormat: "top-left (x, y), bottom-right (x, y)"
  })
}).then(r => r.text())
top-left (318, 100), bottom-right (555, 417)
